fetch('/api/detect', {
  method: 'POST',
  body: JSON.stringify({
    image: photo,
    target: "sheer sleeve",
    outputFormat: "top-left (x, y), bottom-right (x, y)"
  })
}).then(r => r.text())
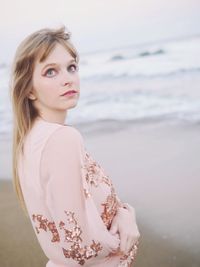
top-left (40, 126), bottom-right (120, 266)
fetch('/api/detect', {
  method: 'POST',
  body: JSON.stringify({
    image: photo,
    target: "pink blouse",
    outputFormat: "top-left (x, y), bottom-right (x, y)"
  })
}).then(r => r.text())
top-left (18, 117), bottom-right (137, 267)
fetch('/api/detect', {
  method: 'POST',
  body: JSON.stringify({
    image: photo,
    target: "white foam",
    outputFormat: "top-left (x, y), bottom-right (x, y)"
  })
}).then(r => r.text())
top-left (1, 36), bottom-right (200, 135)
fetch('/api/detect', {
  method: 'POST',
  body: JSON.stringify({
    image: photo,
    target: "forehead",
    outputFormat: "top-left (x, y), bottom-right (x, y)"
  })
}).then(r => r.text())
top-left (35, 43), bottom-right (75, 68)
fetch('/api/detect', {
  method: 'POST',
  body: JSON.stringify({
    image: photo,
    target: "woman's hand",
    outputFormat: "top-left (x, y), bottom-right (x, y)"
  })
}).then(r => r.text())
top-left (109, 203), bottom-right (140, 255)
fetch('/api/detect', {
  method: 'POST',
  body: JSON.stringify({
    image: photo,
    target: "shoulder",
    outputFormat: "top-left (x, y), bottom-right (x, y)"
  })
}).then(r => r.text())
top-left (31, 118), bottom-right (83, 143)
top-left (44, 125), bottom-right (84, 153)
top-left (41, 126), bottom-right (85, 172)
top-left (52, 125), bottom-right (83, 142)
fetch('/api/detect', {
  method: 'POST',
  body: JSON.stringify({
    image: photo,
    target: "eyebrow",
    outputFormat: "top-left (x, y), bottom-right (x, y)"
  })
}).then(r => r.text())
top-left (42, 59), bottom-right (76, 70)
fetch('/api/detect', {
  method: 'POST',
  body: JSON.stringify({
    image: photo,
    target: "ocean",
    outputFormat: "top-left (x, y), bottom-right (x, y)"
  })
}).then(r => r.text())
top-left (0, 34), bottom-right (200, 137)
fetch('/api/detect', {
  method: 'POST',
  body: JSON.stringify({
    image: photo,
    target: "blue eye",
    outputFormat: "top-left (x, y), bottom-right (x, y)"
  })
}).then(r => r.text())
top-left (45, 68), bottom-right (56, 77)
top-left (68, 64), bottom-right (79, 72)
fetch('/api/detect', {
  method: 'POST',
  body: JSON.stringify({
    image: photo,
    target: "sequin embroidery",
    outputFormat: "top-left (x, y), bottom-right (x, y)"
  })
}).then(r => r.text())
top-left (107, 241), bottom-right (139, 267)
top-left (82, 151), bottom-right (123, 229)
top-left (32, 211), bottom-right (103, 265)
top-left (82, 152), bottom-right (111, 187)
top-left (83, 188), bottom-right (91, 198)
top-left (81, 151), bottom-right (139, 267)
top-left (118, 241), bottom-right (139, 267)
top-left (32, 214), bottom-right (60, 242)
top-left (101, 187), bottom-right (119, 229)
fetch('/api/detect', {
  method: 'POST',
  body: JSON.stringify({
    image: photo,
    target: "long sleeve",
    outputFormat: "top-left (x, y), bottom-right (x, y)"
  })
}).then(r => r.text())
top-left (39, 126), bottom-right (121, 266)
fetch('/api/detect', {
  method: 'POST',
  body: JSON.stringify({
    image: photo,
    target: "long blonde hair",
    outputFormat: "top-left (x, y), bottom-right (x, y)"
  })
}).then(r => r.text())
top-left (10, 25), bottom-right (79, 216)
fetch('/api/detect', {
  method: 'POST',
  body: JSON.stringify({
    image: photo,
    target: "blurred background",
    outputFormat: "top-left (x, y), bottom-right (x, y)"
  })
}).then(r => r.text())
top-left (0, 0), bottom-right (200, 266)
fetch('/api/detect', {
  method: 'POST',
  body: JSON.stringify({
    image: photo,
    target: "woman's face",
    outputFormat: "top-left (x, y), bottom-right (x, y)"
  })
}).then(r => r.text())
top-left (30, 43), bottom-right (80, 122)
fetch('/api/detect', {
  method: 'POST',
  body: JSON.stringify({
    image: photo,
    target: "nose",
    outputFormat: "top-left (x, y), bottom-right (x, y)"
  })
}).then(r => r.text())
top-left (62, 78), bottom-right (72, 87)
top-left (61, 70), bottom-right (73, 87)
top-left (63, 81), bottom-right (72, 87)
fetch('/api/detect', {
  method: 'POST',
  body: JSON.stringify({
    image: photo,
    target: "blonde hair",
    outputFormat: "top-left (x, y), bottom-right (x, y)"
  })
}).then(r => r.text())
top-left (10, 25), bottom-right (79, 216)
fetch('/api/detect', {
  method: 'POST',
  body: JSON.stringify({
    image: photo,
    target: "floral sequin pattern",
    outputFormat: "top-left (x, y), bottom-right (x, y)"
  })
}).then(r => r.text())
top-left (118, 241), bottom-right (139, 267)
top-left (107, 241), bottom-right (139, 267)
top-left (81, 151), bottom-right (139, 266)
top-left (32, 214), bottom-right (60, 242)
top-left (81, 151), bottom-right (122, 230)
top-left (101, 187), bottom-right (119, 229)
top-left (32, 211), bottom-right (103, 265)
top-left (82, 152), bottom-right (111, 188)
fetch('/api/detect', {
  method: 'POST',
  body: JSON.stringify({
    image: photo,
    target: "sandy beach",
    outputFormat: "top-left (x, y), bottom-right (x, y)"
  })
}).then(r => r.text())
top-left (0, 120), bottom-right (200, 267)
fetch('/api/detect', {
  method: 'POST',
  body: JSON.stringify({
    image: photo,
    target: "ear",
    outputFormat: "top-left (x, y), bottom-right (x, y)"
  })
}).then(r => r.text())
top-left (28, 91), bottom-right (37, 100)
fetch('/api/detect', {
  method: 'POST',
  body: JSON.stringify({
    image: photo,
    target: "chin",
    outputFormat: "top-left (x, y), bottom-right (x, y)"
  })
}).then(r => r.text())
top-left (66, 101), bottom-right (78, 110)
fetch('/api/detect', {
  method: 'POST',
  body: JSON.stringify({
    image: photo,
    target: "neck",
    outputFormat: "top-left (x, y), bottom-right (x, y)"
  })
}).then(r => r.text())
top-left (39, 110), bottom-right (67, 125)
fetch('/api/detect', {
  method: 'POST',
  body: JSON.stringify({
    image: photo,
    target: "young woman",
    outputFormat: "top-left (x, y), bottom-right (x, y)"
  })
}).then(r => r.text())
top-left (10, 26), bottom-right (140, 267)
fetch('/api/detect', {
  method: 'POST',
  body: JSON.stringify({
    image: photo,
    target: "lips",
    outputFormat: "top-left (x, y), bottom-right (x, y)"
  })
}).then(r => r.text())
top-left (60, 90), bottom-right (78, 96)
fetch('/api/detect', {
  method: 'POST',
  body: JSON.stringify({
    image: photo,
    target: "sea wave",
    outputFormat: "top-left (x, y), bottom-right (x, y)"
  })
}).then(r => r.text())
top-left (0, 35), bottom-right (200, 136)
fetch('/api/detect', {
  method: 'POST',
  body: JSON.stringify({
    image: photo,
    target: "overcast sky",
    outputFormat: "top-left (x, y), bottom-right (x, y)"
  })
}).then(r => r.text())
top-left (1, 0), bottom-right (200, 63)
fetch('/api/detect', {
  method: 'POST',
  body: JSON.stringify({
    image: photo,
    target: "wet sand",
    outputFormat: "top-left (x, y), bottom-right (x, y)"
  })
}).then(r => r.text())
top-left (0, 120), bottom-right (200, 267)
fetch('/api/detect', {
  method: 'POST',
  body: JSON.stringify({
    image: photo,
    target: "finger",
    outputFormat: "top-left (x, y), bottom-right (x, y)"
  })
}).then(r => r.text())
top-left (109, 224), bottom-right (118, 235)
top-left (120, 235), bottom-right (128, 254)
top-left (125, 235), bottom-right (136, 254)
top-left (133, 230), bottom-right (141, 243)
top-left (123, 203), bottom-right (135, 215)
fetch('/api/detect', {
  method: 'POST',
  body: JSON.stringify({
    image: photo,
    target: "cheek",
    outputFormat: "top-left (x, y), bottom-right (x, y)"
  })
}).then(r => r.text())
top-left (75, 76), bottom-right (80, 87)
top-left (35, 80), bottom-right (57, 99)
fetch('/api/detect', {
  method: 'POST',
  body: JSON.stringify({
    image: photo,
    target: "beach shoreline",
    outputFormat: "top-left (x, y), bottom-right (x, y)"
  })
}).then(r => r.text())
top-left (1, 119), bottom-right (200, 267)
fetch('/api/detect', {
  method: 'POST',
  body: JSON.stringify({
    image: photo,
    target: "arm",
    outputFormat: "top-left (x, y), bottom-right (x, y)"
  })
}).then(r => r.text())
top-left (40, 126), bottom-right (120, 266)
